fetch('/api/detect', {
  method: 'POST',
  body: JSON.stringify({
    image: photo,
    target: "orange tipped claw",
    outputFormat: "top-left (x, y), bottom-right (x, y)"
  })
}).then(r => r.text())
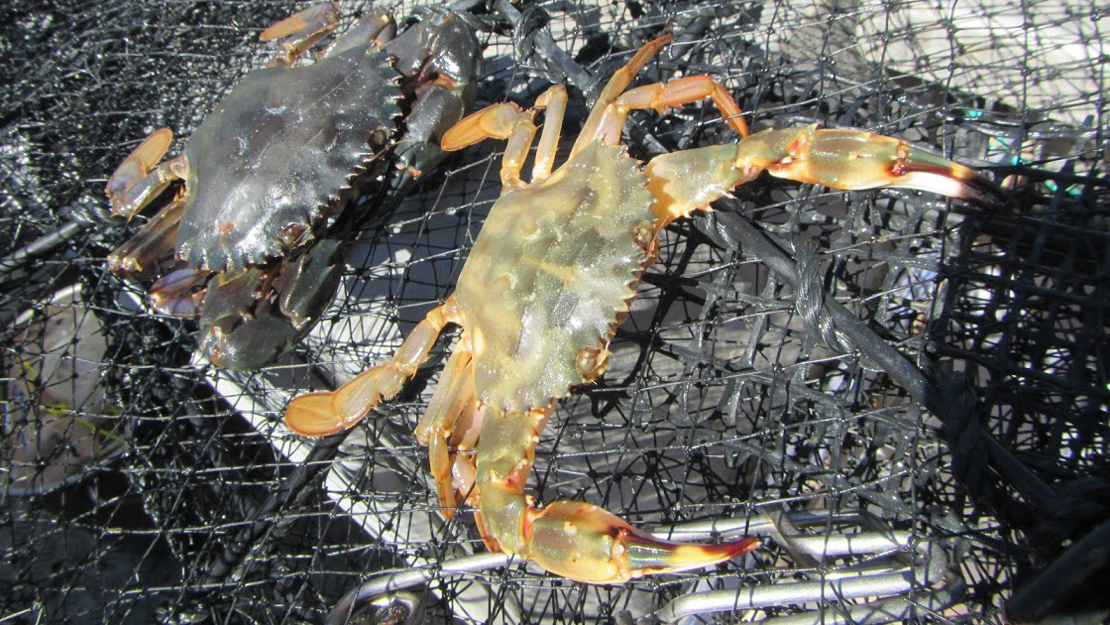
top-left (887, 146), bottom-right (1006, 208)
top-left (525, 501), bottom-right (759, 583)
top-left (736, 126), bottom-right (1005, 208)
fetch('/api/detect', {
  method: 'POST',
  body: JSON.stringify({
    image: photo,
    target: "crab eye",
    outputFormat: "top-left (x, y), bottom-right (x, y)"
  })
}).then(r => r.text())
top-left (278, 222), bottom-right (309, 247)
top-left (371, 126), bottom-right (391, 147)
top-left (574, 346), bottom-right (610, 380)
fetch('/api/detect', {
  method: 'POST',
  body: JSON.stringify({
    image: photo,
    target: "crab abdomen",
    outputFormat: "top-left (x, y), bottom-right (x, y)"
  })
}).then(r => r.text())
top-left (178, 46), bottom-right (401, 272)
top-left (455, 142), bottom-right (654, 411)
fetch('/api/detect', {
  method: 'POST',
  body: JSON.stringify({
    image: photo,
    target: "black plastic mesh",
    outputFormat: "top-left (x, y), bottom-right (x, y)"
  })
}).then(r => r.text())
top-left (1, 0), bottom-right (1107, 623)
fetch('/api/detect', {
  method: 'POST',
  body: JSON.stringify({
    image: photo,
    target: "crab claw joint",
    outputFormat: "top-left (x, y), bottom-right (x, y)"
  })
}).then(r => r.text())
top-left (524, 501), bottom-right (760, 583)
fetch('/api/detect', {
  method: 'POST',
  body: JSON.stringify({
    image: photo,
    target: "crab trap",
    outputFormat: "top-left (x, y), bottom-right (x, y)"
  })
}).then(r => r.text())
top-left (1, 0), bottom-right (1107, 623)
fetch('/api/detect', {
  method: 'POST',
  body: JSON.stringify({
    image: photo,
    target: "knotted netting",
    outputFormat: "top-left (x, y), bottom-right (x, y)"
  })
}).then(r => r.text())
top-left (1, 0), bottom-right (1106, 622)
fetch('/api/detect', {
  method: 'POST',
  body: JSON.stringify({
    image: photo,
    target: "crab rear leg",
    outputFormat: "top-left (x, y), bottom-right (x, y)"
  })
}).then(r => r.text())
top-left (475, 407), bottom-right (759, 583)
top-left (413, 335), bottom-right (477, 517)
top-left (105, 128), bottom-right (193, 280)
top-left (284, 297), bottom-right (460, 436)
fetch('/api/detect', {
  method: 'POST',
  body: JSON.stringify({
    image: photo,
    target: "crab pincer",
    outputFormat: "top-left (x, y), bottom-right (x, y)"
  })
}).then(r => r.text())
top-left (285, 35), bottom-right (1002, 583)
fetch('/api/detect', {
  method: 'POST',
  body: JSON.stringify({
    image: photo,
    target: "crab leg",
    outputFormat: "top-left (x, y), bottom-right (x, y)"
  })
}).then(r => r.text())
top-left (260, 2), bottom-right (341, 68)
top-left (571, 35), bottom-right (675, 157)
top-left (104, 130), bottom-right (188, 278)
top-left (447, 400), bottom-right (482, 505)
top-left (319, 8), bottom-right (395, 59)
top-left (413, 337), bottom-right (475, 517)
top-left (592, 75), bottom-right (749, 146)
top-left (105, 130), bottom-right (189, 278)
top-left (284, 297), bottom-right (461, 436)
top-left (105, 129), bottom-right (184, 219)
top-left (531, 85), bottom-right (568, 182)
top-left (388, 8), bottom-right (481, 182)
top-left (441, 103), bottom-right (521, 148)
top-left (571, 34), bottom-right (747, 149)
top-left (442, 103), bottom-right (538, 188)
top-left (107, 193), bottom-right (186, 280)
top-left (443, 84), bottom-right (568, 185)
top-left (475, 407), bottom-right (759, 583)
top-left (148, 267), bottom-right (210, 317)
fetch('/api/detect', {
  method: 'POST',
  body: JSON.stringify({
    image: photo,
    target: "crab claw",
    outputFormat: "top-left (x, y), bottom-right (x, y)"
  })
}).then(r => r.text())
top-left (202, 317), bottom-right (299, 370)
top-left (524, 501), bottom-right (760, 583)
top-left (475, 408), bottom-right (761, 583)
top-left (893, 149), bottom-right (1006, 209)
top-left (740, 126), bottom-right (1006, 208)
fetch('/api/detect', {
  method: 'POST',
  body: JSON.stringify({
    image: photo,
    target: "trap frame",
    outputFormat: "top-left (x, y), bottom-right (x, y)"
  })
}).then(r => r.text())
top-left (1, 0), bottom-right (1106, 622)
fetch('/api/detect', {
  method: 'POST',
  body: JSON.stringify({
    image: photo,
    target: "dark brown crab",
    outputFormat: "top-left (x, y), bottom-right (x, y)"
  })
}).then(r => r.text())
top-left (105, 2), bottom-right (480, 369)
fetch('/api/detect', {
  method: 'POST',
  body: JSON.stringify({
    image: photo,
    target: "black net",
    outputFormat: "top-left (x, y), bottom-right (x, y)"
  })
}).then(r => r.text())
top-left (1, 0), bottom-right (1107, 623)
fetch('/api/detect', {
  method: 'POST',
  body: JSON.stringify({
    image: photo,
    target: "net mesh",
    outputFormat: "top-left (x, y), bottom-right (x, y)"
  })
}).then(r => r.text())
top-left (1, 0), bottom-right (1107, 622)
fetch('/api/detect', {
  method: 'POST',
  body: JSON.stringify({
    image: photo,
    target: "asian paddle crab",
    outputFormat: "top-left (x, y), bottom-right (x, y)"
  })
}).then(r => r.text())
top-left (105, 2), bottom-right (479, 369)
top-left (285, 36), bottom-right (1002, 582)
